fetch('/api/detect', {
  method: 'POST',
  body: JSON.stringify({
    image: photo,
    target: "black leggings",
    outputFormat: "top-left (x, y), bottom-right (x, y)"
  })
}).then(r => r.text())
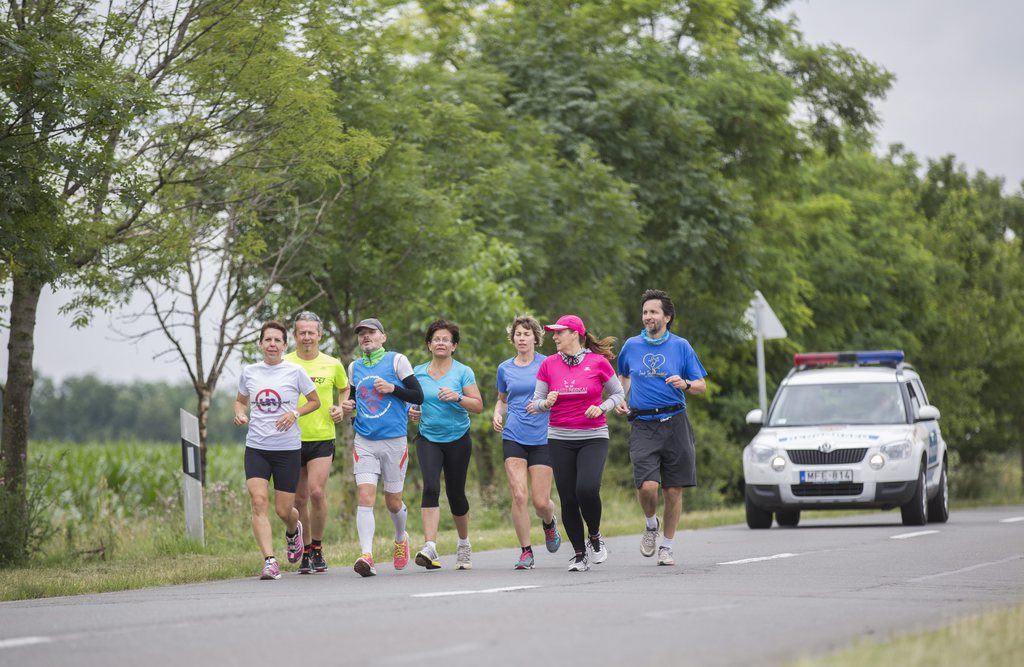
top-left (548, 436), bottom-right (608, 554)
top-left (415, 429), bottom-right (472, 516)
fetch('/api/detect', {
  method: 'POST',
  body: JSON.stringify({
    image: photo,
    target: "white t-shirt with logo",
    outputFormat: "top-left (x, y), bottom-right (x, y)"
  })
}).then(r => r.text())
top-left (238, 361), bottom-right (316, 451)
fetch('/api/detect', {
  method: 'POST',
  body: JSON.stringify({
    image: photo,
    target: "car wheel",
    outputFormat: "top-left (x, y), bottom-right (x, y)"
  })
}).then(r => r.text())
top-left (927, 462), bottom-right (949, 523)
top-left (900, 465), bottom-right (928, 526)
top-left (775, 510), bottom-right (800, 527)
top-left (745, 490), bottom-right (773, 529)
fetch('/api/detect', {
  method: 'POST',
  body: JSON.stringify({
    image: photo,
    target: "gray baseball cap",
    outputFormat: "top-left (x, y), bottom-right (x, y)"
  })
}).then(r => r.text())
top-left (354, 318), bottom-right (385, 334)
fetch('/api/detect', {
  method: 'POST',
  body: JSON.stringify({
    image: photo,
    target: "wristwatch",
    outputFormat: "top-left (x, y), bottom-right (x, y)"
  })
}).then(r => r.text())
top-left (291, 409), bottom-right (300, 419)
top-left (683, 380), bottom-right (692, 391)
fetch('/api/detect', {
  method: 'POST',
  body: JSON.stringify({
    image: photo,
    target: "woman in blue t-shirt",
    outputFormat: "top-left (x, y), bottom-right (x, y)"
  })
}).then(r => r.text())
top-left (409, 319), bottom-right (483, 571)
top-left (492, 315), bottom-right (562, 569)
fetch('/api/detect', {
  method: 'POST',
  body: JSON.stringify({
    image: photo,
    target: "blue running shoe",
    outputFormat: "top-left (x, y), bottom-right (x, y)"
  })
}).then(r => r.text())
top-left (514, 550), bottom-right (535, 570)
top-left (543, 518), bottom-right (562, 553)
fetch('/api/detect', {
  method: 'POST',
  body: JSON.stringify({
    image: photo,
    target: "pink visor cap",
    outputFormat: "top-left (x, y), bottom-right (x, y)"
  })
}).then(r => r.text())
top-left (544, 315), bottom-right (586, 337)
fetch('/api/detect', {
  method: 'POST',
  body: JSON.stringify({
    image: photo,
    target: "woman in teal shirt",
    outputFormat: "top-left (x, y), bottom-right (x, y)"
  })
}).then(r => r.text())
top-left (409, 319), bottom-right (484, 571)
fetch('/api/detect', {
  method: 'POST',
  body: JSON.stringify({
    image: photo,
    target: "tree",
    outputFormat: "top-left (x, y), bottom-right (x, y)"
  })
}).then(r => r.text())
top-left (0, 0), bottom-right (375, 563)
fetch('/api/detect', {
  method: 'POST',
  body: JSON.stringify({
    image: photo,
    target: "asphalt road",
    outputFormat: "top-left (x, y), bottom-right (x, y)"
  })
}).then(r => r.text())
top-left (2, 506), bottom-right (1022, 667)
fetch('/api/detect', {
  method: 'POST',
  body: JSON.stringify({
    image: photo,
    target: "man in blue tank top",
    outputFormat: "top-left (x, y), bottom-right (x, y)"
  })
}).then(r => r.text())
top-left (615, 290), bottom-right (707, 567)
top-left (341, 318), bottom-right (424, 577)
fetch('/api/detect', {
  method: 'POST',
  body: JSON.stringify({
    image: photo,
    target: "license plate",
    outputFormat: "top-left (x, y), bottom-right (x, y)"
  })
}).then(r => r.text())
top-left (800, 469), bottom-right (853, 483)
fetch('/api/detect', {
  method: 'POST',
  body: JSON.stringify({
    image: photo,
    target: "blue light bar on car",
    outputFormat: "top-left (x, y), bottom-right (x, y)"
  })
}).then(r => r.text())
top-left (793, 350), bottom-right (905, 366)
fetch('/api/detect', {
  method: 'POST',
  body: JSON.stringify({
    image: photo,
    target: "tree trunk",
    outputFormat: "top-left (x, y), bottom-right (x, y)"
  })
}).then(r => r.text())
top-left (196, 386), bottom-right (212, 485)
top-left (1, 274), bottom-right (43, 564)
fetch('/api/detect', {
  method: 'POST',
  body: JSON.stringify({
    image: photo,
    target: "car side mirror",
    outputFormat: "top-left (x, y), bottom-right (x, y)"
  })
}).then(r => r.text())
top-left (916, 405), bottom-right (940, 421)
top-left (746, 409), bottom-right (764, 425)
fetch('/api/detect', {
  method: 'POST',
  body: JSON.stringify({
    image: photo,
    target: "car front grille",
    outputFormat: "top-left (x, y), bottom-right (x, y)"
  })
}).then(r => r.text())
top-left (791, 483), bottom-right (864, 497)
top-left (787, 448), bottom-right (868, 465)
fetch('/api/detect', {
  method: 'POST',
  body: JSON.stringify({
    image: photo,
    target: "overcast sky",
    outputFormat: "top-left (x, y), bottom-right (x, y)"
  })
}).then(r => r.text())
top-left (2, 0), bottom-right (1022, 385)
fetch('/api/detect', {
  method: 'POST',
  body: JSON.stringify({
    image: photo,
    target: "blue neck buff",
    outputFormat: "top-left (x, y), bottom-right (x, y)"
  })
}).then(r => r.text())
top-left (641, 329), bottom-right (670, 346)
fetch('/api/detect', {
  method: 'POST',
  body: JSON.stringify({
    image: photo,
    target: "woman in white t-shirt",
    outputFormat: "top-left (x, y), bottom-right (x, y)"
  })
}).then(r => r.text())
top-left (235, 320), bottom-right (320, 580)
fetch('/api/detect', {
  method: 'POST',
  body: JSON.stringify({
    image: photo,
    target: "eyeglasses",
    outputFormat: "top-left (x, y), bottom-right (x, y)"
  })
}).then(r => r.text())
top-left (431, 338), bottom-right (454, 344)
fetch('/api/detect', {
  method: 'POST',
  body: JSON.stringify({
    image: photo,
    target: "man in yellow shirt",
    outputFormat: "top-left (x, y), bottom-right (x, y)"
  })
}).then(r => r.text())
top-left (284, 311), bottom-right (349, 573)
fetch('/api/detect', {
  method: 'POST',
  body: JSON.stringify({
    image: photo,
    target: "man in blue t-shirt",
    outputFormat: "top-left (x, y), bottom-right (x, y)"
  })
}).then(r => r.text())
top-left (615, 289), bottom-right (707, 567)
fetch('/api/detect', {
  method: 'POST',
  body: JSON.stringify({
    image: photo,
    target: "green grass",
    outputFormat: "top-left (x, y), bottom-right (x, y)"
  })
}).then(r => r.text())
top-left (788, 603), bottom-right (1024, 667)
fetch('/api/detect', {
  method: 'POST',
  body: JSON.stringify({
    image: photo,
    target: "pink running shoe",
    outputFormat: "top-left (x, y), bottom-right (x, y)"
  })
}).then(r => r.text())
top-left (286, 520), bottom-right (303, 563)
top-left (260, 558), bottom-right (281, 580)
top-left (354, 553), bottom-right (377, 577)
top-left (393, 533), bottom-right (410, 570)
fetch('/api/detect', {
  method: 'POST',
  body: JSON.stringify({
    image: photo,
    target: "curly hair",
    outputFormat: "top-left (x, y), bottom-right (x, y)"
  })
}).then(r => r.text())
top-left (506, 314), bottom-right (543, 346)
top-left (425, 319), bottom-right (460, 347)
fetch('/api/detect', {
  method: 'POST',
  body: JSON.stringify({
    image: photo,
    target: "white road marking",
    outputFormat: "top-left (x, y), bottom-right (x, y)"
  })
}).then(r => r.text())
top-left (999, 516), bottom-right (1024, 523)
top-left (645, 604), bottom-right (740, 620)
top-left (717, 553), bottom-right (800, 565)
top-left (890, 530), bottom-right (940, 540)
top-left (0, 636), bottom-right (53, 650)
top-left (908, 555), bottom-right (1023, 583)
top-left (411, 585), bottom-right (540, 598)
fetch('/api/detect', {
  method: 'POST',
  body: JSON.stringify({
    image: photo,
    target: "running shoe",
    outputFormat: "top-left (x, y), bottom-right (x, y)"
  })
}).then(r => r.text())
top-left (657, 546), bottom-right (675, 566)
top-left (543, 518), bottom-right (562, 553)
top-left (354, 553), bottom-right (377, 577)
top-left (514, 550), bottom-right (535, 570)
top-left (415, 544), bottom-right (441, 570)
top-left (393, 533), bottom-right (410, 570)
top-left (298, 549), bottom-right (313, 574)
top-left (455, 542), bottom-right (472, 570)
top-left (641, 517), bottom-right (660, 557)
top-left (588, 534), bottom-right (608, 564)
top-left (311, 547), bottom-right (328, 573)
top-left (260, 558), bottom-right (281, 580)
top-left (286, 520), bottom-right (304, 563)
top-left (567, 552), bottom-right (589, 572)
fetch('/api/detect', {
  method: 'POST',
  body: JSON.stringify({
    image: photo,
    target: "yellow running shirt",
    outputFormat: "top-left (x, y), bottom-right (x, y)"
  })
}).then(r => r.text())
top-left (282, 351), bottom-right (349, 441)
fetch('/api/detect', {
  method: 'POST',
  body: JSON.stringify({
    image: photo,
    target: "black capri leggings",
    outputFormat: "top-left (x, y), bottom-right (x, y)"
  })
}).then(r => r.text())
top-left (548, 436), bottom-right (608, 554)
top-left (415, 429), bottom-right (472, 516)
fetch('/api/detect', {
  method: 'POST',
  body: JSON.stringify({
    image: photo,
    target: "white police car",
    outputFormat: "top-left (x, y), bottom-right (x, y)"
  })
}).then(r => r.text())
top-left (743, 350), bottom-right (949, 528)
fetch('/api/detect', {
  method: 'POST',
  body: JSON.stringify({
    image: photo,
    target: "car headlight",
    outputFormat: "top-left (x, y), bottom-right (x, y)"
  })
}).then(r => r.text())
top-left (881, 441), bottom-right (912, 460)
top-left (771, 456), bottom-right (786, 472)
top-left (750, 444), bottom-right (775, 464)
top-left (869, 453), bottom-right (885, 470)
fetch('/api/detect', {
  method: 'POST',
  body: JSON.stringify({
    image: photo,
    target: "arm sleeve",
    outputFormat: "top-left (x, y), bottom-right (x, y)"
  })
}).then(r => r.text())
top-left (531, 379), bottom-right (551, 412)
top-left (297, 367), bottom-right (316, 395)
top-left (495, 364), bottom-right (507, 393)
top-left (335, 359), bottom-right (349, 391)
top-left (392, 373), bottom-right (424, 405)
top-left (599, 374), bottom-right (625, 413)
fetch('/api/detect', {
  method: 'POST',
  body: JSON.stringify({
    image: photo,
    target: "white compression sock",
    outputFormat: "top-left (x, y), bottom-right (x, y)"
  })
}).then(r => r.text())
top-left (390, 503), bottom-right (408, 542)
top-left (357, 506), bottom-right (375, 555)
top-left (646, 515), bottom-right (659, 530)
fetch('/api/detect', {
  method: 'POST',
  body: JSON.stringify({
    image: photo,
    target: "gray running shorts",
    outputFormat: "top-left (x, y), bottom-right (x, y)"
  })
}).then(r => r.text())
top-left (628, 411), bottom-right (696, 489)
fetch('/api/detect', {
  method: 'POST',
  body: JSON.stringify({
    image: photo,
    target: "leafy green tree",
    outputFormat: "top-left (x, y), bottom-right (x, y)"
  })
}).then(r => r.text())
top-left (1, 0), bottom-right (374, 562)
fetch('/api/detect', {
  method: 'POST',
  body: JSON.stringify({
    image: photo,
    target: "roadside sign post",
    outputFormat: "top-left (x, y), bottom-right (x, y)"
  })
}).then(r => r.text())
top-left (180, 409), bottom-right (205, 545)
top-left (743, 291), bottom-right (788, 415)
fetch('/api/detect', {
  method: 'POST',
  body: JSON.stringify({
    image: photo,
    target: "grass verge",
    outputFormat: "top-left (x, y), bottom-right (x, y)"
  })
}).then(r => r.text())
top-left (788, 603), bottom-right (1024, 667)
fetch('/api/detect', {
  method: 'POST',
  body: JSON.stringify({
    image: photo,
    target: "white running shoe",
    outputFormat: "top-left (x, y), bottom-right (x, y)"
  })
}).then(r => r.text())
top-left (657, 546), bottom-right (675, 566)
top-left (567, 552), bottom-right (590, 572)
top-left (455, 542), bottom-right (472, 570)
top-left (588, 535), bottom-right (608, 564)
top-left (641, 518), bottom-right (659, 557)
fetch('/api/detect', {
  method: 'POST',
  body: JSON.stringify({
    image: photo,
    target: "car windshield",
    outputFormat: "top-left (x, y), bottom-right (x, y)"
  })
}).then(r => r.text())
top-left (767, 382), bottom-right (906, 427)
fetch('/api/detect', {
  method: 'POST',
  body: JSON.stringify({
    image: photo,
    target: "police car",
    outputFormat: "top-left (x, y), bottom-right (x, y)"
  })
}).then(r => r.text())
top-left (742, 350), bottom-right (949, 528)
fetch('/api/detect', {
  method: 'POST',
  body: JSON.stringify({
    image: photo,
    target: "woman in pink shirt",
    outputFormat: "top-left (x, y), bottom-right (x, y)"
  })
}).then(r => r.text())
top-left (530, 315), bottom-right (624, 571)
